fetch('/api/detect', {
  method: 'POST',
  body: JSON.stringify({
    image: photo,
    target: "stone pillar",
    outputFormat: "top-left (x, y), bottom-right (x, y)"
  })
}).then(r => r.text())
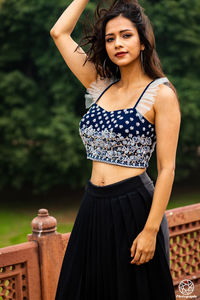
top-left (28, 209), bottom-right (70, 300)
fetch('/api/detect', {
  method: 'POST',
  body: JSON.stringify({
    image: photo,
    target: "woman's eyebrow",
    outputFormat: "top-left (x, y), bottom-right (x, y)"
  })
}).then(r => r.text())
top-left (105, 29), bottom-right (133, 37)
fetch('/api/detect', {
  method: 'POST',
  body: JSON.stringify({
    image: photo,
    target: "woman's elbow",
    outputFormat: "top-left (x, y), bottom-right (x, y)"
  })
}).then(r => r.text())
top-left (50, 28), bottom-right (59, 38)
top-left (158, 164), bottom-right (176, 177)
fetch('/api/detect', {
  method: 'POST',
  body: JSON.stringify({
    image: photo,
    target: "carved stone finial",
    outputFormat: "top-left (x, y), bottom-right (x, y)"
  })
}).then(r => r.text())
top-left (31, 208), bottom-right (57, 236)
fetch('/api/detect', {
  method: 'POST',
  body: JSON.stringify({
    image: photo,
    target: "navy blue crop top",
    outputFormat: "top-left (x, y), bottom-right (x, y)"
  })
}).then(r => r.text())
top-left (79, 76), bottom-right (171, 168)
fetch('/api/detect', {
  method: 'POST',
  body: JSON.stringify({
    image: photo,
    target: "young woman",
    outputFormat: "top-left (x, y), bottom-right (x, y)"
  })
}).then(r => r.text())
top-left (50, 0), bottom-right (181, 299)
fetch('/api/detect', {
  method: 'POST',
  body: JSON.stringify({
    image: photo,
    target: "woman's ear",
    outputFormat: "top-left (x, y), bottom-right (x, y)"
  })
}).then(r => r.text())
top-left (140, 44), bottom-right (145, 51)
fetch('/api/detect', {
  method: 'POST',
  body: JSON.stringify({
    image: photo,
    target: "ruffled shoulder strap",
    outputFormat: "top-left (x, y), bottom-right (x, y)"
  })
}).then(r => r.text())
top-left (135, 77), bottom-right (171, 116)
top-left (84, 76), bottom-right (116, 109)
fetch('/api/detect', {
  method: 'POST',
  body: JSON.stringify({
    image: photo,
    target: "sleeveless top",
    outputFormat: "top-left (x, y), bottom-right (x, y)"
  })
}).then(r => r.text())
top-left (79, 76), bottom-right (171, 168)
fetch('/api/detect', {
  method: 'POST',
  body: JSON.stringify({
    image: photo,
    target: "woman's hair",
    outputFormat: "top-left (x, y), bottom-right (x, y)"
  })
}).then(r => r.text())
top-left (75, 0), bottom-right (177, 94)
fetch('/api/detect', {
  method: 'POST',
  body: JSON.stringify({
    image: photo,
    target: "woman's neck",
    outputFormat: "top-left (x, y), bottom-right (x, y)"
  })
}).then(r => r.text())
top-left (118, 59), bottom-right (152, 89)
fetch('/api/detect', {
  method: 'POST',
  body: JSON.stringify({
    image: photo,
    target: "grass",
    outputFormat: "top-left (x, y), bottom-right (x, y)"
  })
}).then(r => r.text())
top-left (0, 190), bottom-right (199, 249)
top-left (0, 209), bottom-right (74, 248)
top-left (168, 192), bottom-right (200, 209)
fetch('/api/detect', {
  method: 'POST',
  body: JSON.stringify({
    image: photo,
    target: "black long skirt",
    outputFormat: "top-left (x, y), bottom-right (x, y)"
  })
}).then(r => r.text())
top-left (55, 171), bottom-right (176, 300)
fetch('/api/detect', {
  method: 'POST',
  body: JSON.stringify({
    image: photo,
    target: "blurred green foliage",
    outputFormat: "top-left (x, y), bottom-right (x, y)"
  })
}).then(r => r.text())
top-left (0, 0), bottom-right (199, 192)
top-left (140, 0), bottom-right (200, 179)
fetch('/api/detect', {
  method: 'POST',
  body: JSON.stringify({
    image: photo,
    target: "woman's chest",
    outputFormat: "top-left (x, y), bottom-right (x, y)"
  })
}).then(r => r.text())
top-left (79, 104), bottom-right (156, 142)
top-left (93, 89), bottom-right (155, 124)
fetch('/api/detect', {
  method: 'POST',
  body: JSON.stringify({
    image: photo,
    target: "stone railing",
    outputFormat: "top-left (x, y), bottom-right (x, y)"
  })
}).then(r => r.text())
top-left (0, 203), bottom-right (200, 299)
top-left (166, 203), bottom-right (200, 298)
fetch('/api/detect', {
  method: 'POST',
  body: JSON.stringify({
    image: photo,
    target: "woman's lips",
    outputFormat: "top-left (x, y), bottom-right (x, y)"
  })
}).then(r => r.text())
top-left (115, 52), bottom-right (128, 57)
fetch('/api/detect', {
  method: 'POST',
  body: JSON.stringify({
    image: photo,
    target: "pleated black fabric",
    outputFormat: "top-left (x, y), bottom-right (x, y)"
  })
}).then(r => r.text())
top-left (55, 171), bottom-right (176, 300)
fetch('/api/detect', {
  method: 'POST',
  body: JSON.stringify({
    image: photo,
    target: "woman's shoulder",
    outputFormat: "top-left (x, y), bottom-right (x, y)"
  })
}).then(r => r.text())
top-left (153, 77), bottom-right (180, 110)
top-left (84, 75), bottom-right (117, 109)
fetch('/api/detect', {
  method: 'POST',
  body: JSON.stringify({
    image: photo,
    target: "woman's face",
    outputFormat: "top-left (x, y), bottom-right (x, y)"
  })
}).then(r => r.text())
top-left (105, 15), bottom-right (144, 67)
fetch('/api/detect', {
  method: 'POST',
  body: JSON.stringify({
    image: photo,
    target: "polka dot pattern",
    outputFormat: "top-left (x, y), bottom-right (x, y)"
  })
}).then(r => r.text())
top-left (79, 103), bottom-right (156, 168)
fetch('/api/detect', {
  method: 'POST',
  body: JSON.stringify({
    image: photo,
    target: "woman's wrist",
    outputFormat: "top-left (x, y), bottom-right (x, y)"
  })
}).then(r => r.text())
top-left (143, 224), bottom-right (159, 235)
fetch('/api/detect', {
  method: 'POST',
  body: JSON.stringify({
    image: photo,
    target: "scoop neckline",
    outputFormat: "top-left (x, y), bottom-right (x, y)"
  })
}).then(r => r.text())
top-left (94, 78), bottom-right (156, 113)
top-left (94, 101), bottom-right (136, 113)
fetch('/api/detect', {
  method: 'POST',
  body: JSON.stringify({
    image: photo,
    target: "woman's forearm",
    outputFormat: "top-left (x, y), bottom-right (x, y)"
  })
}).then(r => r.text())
top-left (50, 0), bottom-right (89, 36)
top-left (143, 168), bottom-right (175, 234)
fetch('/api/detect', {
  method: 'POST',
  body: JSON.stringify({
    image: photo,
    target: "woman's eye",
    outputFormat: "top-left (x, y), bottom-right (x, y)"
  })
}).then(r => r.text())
top-left (106, 38), bottom-right (113, 42)
top-left (123, 34), bottom-right (132, 38)
top-left (106, 34), bottom-right (132, 42)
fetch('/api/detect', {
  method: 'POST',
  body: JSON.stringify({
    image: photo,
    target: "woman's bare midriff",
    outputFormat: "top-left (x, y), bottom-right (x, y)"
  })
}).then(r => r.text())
top-left (90, 161), bottom-right (146, 186)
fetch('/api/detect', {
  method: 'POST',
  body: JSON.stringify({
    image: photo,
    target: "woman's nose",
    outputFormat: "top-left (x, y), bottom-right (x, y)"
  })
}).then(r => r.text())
top-left (114, 37), bottom-right (122, 48)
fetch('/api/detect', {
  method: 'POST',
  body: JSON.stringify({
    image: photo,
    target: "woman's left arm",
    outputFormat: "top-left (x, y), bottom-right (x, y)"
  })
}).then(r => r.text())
top-left (144, 85), bottom-right (181, 232)
top-left (130, 84), bottom-right (181, 265)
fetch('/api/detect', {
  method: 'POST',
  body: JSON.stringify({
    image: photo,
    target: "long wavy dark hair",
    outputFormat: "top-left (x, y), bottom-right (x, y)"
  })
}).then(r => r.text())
top-left (75, 0), bottom-right (177, 94)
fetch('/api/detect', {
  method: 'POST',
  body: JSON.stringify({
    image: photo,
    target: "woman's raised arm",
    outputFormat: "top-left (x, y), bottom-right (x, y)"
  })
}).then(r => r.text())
top-left (50, 0), bottom-right (97, 88)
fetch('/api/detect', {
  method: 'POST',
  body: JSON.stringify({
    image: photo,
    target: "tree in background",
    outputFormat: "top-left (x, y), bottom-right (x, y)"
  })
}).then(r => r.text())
top-left (0, 0), bottom-right (199, 192)
top-left (141, 0), bottom-right (200, 179)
